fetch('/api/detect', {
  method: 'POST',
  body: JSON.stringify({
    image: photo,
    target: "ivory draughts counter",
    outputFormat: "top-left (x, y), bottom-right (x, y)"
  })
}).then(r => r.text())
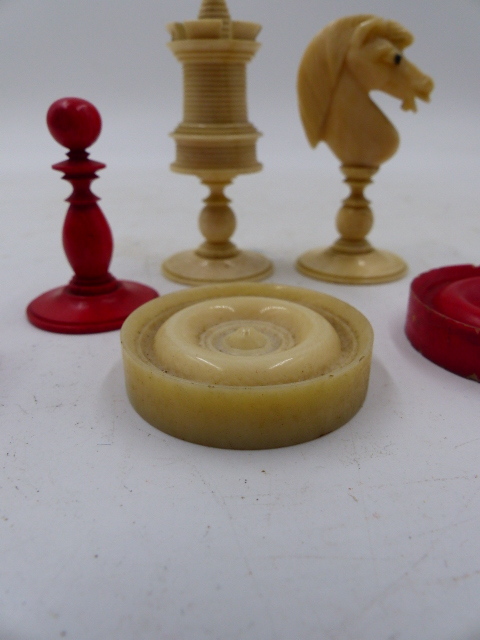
top-left (1, 2), bottom-right (480, 640)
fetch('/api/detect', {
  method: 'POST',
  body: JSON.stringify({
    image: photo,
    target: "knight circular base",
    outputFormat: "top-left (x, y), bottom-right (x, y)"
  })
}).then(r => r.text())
top-left (27, 281), bottom-right (159, 334)
top-left (162, 249), bottom-right (273, 286)
top-left (296, 246), bottom-right (407, 284)
top-left (120, 282), bottom-right (373, 449)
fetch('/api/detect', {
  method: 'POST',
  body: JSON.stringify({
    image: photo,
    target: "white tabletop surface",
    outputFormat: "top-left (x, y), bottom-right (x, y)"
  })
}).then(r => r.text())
top-left (1, 1), bottom-right (480, 639)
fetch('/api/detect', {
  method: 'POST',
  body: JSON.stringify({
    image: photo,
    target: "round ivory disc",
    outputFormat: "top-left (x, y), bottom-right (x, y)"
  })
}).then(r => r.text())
top-left (121, 283), bottom-right (374, 449)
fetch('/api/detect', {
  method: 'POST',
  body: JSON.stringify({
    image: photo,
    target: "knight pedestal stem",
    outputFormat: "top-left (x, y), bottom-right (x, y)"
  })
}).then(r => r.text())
top-left (296, 165), bottom-right (407, 284)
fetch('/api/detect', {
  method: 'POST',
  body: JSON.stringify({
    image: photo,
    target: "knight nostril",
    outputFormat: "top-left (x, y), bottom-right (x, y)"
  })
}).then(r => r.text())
top-left (423, 77), bottom-right (435, 92)
top-left (416, 76), bottom-right (434, 99)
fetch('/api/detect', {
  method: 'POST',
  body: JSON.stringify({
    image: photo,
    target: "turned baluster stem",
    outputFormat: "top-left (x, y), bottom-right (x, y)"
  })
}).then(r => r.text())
top-left (333, 165), bottom-right (377, 254)
top-left (196, 180), bottom-right (239, 259)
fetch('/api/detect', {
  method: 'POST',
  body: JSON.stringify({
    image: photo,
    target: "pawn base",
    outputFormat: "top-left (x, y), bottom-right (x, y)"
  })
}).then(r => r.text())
top-left (162, 249), bottom-right (273, 286)
top-left (27, 280), bottom-right (159, 334)
top-left (296, 244), bottom-right (407, 285)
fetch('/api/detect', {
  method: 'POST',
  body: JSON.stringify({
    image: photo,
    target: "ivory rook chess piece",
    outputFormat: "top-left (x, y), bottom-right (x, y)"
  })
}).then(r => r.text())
top-left (296, 15), bottom-right (434, 284)
top-left (27, 97), bottom-right (158, 333)
top-left (162, 0), bottom-right (273, 285)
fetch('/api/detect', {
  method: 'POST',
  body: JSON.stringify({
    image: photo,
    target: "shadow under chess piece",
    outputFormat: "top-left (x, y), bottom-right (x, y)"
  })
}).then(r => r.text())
top-left (161, 0), bottom-right (273, 286)
top-left (296, 15), bottom-right (434, 284)
top-left (27, 97), bottom-right (158, 334)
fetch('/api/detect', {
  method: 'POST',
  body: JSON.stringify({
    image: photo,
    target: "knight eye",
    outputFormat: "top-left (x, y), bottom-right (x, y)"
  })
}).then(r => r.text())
top-left (394, 53), bottom-right (403, 65)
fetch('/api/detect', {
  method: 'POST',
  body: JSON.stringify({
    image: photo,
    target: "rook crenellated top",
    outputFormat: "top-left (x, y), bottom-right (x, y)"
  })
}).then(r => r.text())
top-left (198, 0), bottom-right (231, 37)
top-left (167, 0), bottom-right (260, 43)
top-left (167, 0), bottom-right (262, 179)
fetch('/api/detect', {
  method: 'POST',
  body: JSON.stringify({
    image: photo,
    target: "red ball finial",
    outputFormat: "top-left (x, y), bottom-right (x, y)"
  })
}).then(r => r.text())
top-left (47, 97), bottom-right (102, 150)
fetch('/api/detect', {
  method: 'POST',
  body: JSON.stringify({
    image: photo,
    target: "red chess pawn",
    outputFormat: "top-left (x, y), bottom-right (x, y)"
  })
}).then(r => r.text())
top-left (27, 97), bottom-right (158, 333)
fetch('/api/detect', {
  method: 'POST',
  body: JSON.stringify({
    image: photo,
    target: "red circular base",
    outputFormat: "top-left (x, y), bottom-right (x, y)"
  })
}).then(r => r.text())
top-left (27, 280), bottom-right (159, 334)
top-left (405, 264), bottom-right (480, 381)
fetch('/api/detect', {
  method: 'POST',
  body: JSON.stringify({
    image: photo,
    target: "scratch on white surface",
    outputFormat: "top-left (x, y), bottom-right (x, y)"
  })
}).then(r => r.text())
top-left (351, 432), bottom-right (382, 595)
top-left (459, 482), bottom-right (480, 513)
top-left (188, 461), bottom-right (278, 635)
top-left (422, 569), bottom-right (480, 588)
top-left (263, 554), bottom-right (397, 562)
top-left (451, 569), bottom-right (480, 583)
top-left (413, 516), bottom-right (479, 540)
top-left (405, 475), bottom-right (474, 485)
top-left (15, 404), bottom-right (29, 415)
top-left (455, 438), bottom-right (480, 449)
top-left (332, 553), bottom-right (430, 637)
top-left (411, 553), bottom-right (430, 571)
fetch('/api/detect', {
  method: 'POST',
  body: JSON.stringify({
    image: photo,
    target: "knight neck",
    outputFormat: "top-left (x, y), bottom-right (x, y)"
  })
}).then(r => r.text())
top-left (325, 68), bottom-right (400, 167)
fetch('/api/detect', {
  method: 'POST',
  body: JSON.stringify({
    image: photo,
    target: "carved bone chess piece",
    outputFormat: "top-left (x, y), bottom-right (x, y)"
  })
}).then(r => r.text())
top-left (26, 97), bottom-right (158, 333)
top-left (162, 0), bottom-right (273, 286)
top-left (296, 15), bottom-right (434, 284)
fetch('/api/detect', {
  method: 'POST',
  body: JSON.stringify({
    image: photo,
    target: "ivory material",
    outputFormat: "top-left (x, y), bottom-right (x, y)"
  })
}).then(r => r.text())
top-left (296, 15), bottom-right (433, 284)
top-left (120, 283), bottom-right (374, 450)
top-left (163, 0), bottom-right (272, 285)
top-left (154, 296), bottom-right (342, 386)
